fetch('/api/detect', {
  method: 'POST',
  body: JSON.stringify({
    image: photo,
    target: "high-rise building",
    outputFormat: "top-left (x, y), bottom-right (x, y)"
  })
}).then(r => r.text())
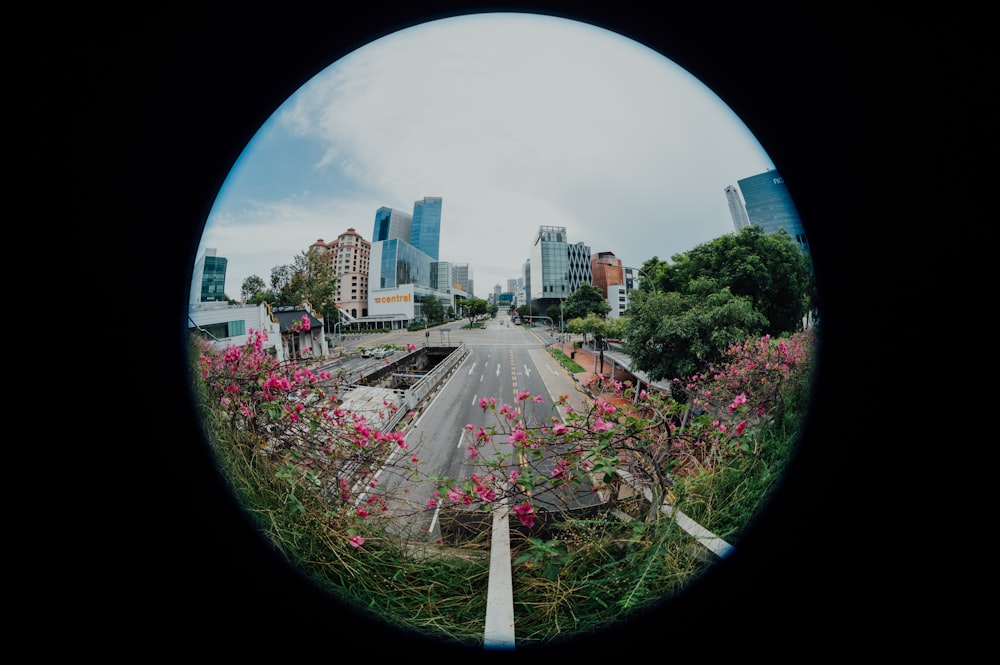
top-left (568, 241), bottom-right (593, 293)
top-left (724, 184), bottom-right (751, 231)
top-left (451, 262), bottom-right (473, 297)
top-left (367, 197), bottom-right (472, 328)
top-left (529, 226), bottom-right (571, 313)
top-left (373, 207), bottom-right (413, 244)
top-left (430, 261), bottom-right (453, 292)
top-left (736, 170), bottom-right (809, 253)
top-left (310, 227), bottom-right (371, 320)
top-left (191, 247), bottom-right (228, 303)
top-left (410, 196), bottom-right (442, 260)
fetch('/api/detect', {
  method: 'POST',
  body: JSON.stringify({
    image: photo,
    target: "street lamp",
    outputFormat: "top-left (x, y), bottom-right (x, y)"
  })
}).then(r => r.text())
top-left (333, 321), bottom-right (343, 353)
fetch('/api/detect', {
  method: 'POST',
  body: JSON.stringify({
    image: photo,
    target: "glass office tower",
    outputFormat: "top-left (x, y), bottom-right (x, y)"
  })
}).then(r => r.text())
top-left (529, 226), bottom-right (570, 311)
top-left (373, 238), bottom-right (433, 289)
top-left (736, 170), bottom-right (809, 253)
top-left (373, 207), bottom-right (413, 244)
top-left (191, 248), bottom-right (228, 302)
top-left (410, 196), bottom-right (442, 260)
top-left (725, 184), bottom-right (751, 231)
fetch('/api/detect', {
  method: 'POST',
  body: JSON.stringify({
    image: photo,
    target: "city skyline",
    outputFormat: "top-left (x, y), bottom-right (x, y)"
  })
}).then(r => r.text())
top-left (196, 12), bottom-right (775, 302)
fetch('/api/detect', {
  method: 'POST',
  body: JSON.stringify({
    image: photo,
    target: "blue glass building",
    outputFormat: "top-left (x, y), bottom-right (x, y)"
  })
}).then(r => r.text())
top-left (372, 207), bottom-right (413, 244)
top-left (191, 248), bottom-right (228, 302)
top-left (736, 170), bottom-right (809, 254)
top-left (410, 196), bottom-right (442, 260)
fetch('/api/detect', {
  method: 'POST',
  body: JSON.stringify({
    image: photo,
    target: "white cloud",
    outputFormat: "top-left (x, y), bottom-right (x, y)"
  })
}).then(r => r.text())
top-left (197, 12), bottom-right (773, 299)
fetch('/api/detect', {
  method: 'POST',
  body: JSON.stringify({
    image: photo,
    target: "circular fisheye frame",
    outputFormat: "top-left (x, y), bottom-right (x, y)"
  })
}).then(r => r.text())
top-left (187, 11), bottom-right (821, 651)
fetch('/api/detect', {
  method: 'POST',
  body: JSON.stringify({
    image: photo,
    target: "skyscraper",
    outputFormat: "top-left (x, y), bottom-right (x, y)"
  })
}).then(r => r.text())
top-left (724, 184), bottom-right (751, 231)
top-left (736, 170), bottom-right (809, 253)
top-left (410, 196), bottom-right (442, 260)
top-left (451, 262), bottom-right (473, 296)
top-left (529, 226), bottom-right (571, 312)
top-left (191, 247), bottom-right (228, 303)
top-left (372, 207), bottom-right (413, 244)
top-left (310, 228), bottom-right (371, 320)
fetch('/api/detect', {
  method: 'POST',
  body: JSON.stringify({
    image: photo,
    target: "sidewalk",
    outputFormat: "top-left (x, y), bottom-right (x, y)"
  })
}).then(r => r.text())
top-left (551, 337), bottom-right (634, 410)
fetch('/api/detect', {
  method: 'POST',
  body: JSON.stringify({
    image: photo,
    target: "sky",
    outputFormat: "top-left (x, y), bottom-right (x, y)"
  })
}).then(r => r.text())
top-left (196, 12), bottom-right (774, 301)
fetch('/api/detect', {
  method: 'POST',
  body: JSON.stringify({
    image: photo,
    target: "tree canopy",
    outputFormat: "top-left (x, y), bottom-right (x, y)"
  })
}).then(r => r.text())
top-left (421, 293), bottom-right (445, 323)
top-left (562, 283), bottom-right (612, 321)
top-left (622, 226), bottom-right (812, 383)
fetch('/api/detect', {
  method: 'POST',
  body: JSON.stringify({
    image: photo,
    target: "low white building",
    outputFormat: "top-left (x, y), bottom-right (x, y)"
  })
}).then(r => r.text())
top-left (188, 301), bottom-right (329, 362)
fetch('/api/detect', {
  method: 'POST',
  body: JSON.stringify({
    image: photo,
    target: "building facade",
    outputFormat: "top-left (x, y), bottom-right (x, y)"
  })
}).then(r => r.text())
top-left (191, 247), bottom-right (228, 303)
top-left (365, 196), bottom-right (470, 328)
top-left (591, 251), bottom-right (622, 299)
top-left (736, 170), bottom-right (809, 254)
top-left (373, 206), bottom-right (413, 244)
top-left (410, 196), bottom-right (442, 260)
top-left (725, 184), bottom-right (751, 232)
top-left (188, 301), bottom-right (286, 361)
top-left (567, 241), bottom-right (593, 294)
top-left (607, 283), bottom-right (629, 319)
top-left (310, 228), bottom-right (371, 321)
top-left (451, 262), bottom-right (473, 297)
top-left (529, 226), bottom-right (571, 312)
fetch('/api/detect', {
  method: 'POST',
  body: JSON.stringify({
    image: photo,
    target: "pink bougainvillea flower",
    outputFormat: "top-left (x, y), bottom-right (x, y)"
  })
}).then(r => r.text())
top-left (467, 445), bottom-right (479, 459)
top-left (356, 507), bottom-right (369, 518)
top-left (426, 497), bottom-right (439, 510)
top-left (349, 534), bottom-right (365, 548)
top-left (516, 390), bottom-right (532, 402)
top-left (512, 501), bottom-right (536, 528)
top-left (592, 418), bottom-right (613, 432)
top-left (552, 422), bottom-right (567, 435)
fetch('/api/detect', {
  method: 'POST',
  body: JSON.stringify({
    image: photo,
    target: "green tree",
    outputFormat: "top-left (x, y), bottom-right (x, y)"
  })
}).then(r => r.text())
top-left (516, 304), bottom-right (538, 320)
top-left (563, 283), bottom-right (611, 321)
top-left (622, 227), bottom-right (812, 383)
top-left (667, 225), bottom-right (812, 336)
top-left (622, 278), bottom-right (767, 384)
top-left (567, 314), bottom-right (624, 372)
top-left (241, 275), bottom-right (267, 302)
top-left (270, 264), bottom-right (293, 296)
top-left (287, 250), bottom-right (337, 313)
top-left (463, 297), bottom-right (489, 324)
top-left (422, 293), bottom-right (445, 323)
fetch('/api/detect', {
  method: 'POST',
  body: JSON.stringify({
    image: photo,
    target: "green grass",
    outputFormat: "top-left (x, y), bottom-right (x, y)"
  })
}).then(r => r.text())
top-left (548, 347), bottom-right (585, 373)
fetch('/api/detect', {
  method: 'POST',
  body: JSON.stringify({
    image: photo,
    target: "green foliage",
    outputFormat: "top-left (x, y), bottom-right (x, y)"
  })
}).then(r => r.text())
top-left (463, 297), bottom-right (489, 323)
top-left (190, 323), bottom-right (814, 648)
top-left (667, 225), bottom-right (812, 337)
top-left (564, 283), bottom-right (611, 320)
top-left (421, 293), bottom-right (445, 323)
top-left (241, 274), bottom-right (267, 302)
top-left (622, 227), bottom-right (812, 381)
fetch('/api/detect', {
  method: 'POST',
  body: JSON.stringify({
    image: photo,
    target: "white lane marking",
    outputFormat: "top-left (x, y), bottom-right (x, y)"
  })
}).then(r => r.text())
top-left (523, 364), bottom-right (531, 378)
top-left (496, 363), bottom-right (501, 377)
top-left (468, 362), bottom-right (477, 375)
